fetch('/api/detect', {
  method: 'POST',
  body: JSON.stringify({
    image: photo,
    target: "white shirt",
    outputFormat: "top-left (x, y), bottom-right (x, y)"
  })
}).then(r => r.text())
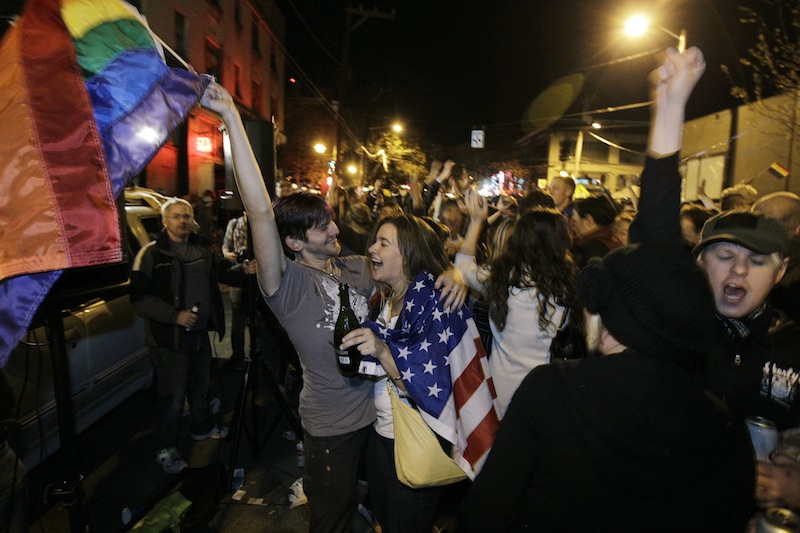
top-left (357, 304), bottom-right (410, 438)
top-left (455, 252), bottom-right (565, 418)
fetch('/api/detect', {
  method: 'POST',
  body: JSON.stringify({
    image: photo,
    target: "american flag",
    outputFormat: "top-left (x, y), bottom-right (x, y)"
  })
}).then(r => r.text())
top-left (364, 272), bottom-right (500, 479)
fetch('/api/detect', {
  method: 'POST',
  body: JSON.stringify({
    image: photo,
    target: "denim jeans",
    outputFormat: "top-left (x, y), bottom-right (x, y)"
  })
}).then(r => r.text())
top-left (151, 331), bottom-right (212, 450)
top-left (366, 428), bottom-right (445, 533)
top-left (303, 425), bottom-right (370, 533)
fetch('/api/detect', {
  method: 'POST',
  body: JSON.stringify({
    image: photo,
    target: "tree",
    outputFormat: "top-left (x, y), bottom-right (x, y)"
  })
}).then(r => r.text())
top-left (724, 0), bottom-right (800, 103)
top-left (363, 130), bottom-right (427, 184)
top-left (721, 0), bottom-right (800, 193)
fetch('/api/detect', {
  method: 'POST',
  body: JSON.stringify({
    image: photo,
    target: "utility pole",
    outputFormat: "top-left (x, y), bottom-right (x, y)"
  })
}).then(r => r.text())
top-left (334, 5), bottom-right (394, 172)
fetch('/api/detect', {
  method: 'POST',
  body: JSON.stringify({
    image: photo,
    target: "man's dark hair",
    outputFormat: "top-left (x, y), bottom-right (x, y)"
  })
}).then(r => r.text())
top-left (273, 191), bottom-right (334, 257)
top-left (573, 195), bottom-right (619, 226)
top-left (518, 189), bottom-right (555, 214)
top-left (680, 203), bottom-right (713, 234)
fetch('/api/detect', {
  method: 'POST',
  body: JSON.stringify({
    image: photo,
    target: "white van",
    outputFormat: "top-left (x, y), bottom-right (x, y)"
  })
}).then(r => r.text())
top-left (5, 187), bottom-right (168, 470)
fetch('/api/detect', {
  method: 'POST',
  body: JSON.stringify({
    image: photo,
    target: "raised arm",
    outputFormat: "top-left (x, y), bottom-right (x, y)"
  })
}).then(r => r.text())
top-left (629, 47), bottom-right (706, 245)
top-left (199, 82), bottom-right (285, 296)
top-left (460, 189), bottom-right (488, 257)
top-left (648, 47), bottom-right (706, 158)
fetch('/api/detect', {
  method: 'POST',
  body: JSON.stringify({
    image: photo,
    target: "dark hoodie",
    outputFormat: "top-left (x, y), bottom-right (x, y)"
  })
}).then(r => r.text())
top-left (462, 352), bottom-right (755, 531)
top-left (707, 303), bottom-right (800, 432)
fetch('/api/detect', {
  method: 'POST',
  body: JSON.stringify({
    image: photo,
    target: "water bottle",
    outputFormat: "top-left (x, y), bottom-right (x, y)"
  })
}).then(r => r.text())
top-left (296, 441), bottom-right (305, 468)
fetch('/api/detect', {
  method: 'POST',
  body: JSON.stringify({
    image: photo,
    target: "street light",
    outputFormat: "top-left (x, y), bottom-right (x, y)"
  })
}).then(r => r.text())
top-left (313, 143), bottom-right (327, 154)
top-left (625, 15), bottom-right (686, 53)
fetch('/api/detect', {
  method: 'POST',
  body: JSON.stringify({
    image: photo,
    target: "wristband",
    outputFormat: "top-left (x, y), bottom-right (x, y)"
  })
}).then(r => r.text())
top-left (391, 375), bottom-right (403, 382)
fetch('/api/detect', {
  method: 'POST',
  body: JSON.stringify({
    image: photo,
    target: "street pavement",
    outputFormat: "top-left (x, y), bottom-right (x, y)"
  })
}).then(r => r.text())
top-left (25, 287), bottom-right (376, 532)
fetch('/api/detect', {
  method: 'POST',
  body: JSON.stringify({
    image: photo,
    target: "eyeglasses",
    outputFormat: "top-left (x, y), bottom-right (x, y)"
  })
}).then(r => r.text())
top-left (167, 214), bottom-right (193, 221)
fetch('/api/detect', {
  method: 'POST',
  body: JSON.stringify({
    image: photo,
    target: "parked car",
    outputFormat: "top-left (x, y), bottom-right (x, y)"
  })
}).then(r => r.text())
top-left (5, 187), bottom-right (167, 470)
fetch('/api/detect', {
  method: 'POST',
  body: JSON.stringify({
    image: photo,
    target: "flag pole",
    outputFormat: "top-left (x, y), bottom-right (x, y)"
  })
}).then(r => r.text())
top-left (152, 33), bottom-right (194, 73)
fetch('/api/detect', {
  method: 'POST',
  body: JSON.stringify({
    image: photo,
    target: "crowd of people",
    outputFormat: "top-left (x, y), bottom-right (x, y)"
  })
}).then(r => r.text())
top-left (23, 45), bottom-right (792, 533)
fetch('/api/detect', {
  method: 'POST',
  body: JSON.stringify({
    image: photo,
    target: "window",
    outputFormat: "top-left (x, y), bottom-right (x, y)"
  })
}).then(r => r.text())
top-left (270, 97), bottom-right (279, 126)
top-left (252, 80), bottom-right (262, 114)
top-left (174, 10), bottom-right (188, 59)
top-left (234, 0), bottom-right (242, 28)
top-left (205, 40), bottom-right (222, 81)
top-left (234, 63), bottom-right (242, 99)
top-left (251, 21), bottom-right (260, 54)
top-left (270, 41), bottom-right (277, 74)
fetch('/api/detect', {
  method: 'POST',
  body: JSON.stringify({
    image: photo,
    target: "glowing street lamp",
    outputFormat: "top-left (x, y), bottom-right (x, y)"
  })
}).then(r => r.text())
top-left (347, 164), bottom-right (358, 175)
top-left (313, 143), bottom-right (327, 154)
top-left (391, 122), bottom-right (403, 133)
top-left (625, 15), bottom-right (686, 53)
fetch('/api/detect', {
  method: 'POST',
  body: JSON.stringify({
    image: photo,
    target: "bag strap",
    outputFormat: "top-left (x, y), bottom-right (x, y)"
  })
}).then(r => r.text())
top-left (387, 380), bottom-right (419, 410)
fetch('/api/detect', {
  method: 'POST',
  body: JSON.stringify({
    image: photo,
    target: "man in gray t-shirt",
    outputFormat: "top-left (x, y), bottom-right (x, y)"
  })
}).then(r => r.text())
top-left (254, 190), bottom-right (376, 533)
top-left (200, 84), bottom-right (463, 532)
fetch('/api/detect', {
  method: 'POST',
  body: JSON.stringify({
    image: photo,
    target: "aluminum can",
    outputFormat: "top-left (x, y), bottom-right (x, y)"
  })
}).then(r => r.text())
top-left (756, 508), bottom-right (800, 533)
top-left (747, 416), bottom-right (779, 462)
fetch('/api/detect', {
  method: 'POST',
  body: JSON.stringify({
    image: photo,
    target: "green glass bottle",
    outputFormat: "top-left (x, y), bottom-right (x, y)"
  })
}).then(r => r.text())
top-left (334, 282), bottom-right (361, 377)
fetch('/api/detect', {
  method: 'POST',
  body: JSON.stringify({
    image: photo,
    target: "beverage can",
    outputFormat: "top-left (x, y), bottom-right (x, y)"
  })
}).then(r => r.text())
top-left (747, 416), bottom-right (779, 462)
top-left (756, 508), bottom-right (800, 533)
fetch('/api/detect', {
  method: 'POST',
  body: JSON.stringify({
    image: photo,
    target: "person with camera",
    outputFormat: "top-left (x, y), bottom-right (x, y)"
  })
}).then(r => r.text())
top-left (221, 212), bottom-right (258, 370)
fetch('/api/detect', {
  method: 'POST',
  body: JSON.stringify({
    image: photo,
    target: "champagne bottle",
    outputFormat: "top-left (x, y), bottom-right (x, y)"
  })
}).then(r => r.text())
top-left (334, 283), bottom-right (361, 377)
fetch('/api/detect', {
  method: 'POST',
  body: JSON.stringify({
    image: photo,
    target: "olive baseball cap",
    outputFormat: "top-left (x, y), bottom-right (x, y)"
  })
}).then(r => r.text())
top-left (693, 209), bottom-right (788, 256)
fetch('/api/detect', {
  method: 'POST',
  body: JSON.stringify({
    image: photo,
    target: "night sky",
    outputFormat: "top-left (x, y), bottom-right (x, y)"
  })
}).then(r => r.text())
top-left (277, 0), bottom-right (760, 146)
top-left (0, 0), bottom-right (762, 146)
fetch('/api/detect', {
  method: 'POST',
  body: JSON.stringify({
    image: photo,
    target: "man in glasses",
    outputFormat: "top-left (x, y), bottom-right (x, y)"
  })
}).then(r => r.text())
top-left (132, 197), bottom-right (227, 474)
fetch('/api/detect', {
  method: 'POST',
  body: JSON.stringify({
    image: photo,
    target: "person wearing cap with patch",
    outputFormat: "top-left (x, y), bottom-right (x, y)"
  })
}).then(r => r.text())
top-left (615, 41), bottom-right (800, 511)
top-left (695, 209), bottom-right (800, 511)
top-left (696, 208), bottom-right (800, 431)
top-left (461, 47), bottom-right (755, 531)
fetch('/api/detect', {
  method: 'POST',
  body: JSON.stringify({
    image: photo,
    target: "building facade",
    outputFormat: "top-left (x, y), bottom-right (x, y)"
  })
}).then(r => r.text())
top-left (129, 0), bottom-right (285, 198)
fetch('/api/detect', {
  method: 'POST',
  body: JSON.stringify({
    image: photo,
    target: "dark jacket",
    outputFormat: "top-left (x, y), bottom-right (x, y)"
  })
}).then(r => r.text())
top-left (462, 353), bottom-right (755, 531)
top-left (131, 230), bottom-right (224, 349)
top-left (707, 305), bottom-right (800, 431)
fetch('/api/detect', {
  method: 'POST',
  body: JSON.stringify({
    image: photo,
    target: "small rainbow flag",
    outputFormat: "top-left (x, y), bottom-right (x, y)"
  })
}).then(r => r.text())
top-left (0, 0), bottom-right (209, 366)
top-left (768, 162), bottom-right (790, 179)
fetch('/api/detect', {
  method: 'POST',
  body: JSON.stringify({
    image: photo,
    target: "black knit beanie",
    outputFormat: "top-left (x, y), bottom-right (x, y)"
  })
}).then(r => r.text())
top-left (577, 242), bottom-right (715, 367)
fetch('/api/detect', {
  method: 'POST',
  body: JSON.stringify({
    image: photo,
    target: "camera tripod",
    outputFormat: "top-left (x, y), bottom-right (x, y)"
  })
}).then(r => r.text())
top-left (225, 235), bottom-right (303, 492)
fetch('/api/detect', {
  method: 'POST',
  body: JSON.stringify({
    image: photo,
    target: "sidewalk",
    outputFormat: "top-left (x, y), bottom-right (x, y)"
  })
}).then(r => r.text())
top-left (27, 286), bottom-right (375, 532)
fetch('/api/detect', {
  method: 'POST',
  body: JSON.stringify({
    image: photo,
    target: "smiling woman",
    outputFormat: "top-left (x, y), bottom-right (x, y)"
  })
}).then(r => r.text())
top-left (338, 214), bottom-right (498, 532)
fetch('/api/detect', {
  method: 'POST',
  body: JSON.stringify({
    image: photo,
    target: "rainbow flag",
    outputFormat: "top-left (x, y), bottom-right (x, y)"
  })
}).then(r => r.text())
top-left (0, 0), bottom-right (210, 366)
top-left (769, 162), bottom-right (790, 179)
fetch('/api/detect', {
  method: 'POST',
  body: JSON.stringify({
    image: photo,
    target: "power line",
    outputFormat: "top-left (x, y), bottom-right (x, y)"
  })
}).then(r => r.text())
top-left (283, 0), bottom-right (343, 67)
